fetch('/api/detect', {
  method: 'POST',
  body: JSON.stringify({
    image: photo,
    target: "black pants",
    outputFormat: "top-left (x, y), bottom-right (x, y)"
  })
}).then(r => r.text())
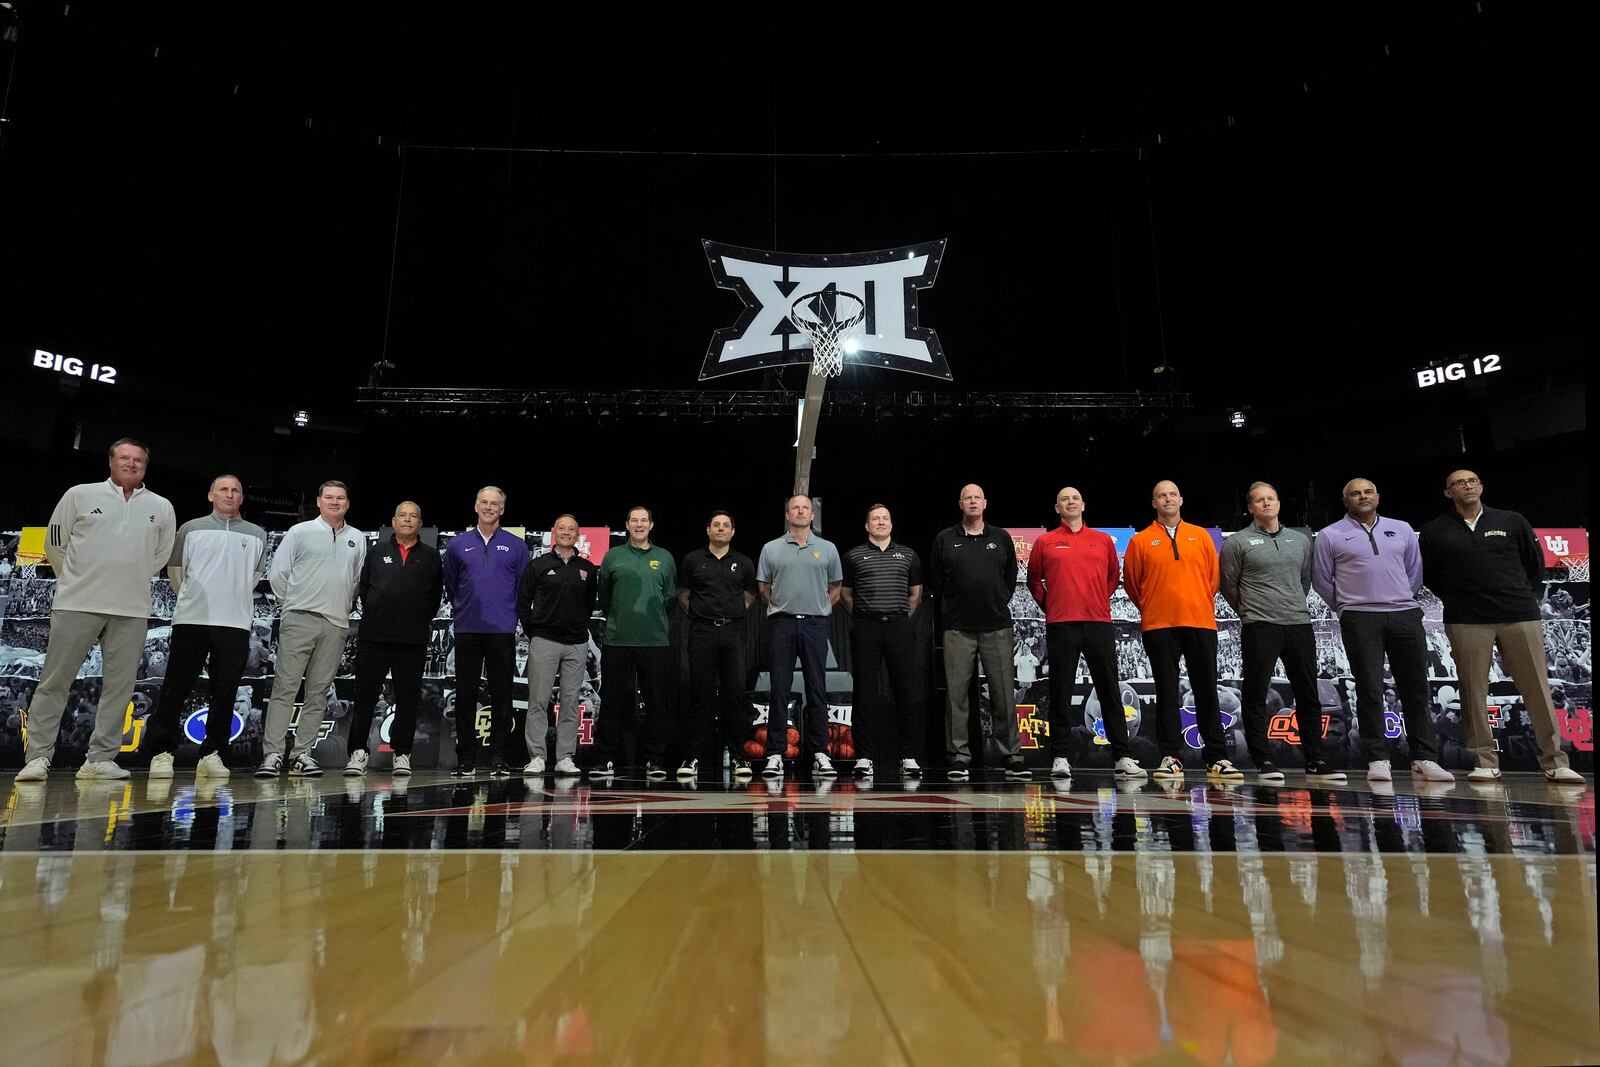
top-left (686, 620), bottom-right (752, 765)
top-left (1142, 626), bottom-right (1226, 763)
top-left (1240, 622), bottom-right (1325, 767)
top-left (453, 631), bottom-right (516, 763)
top-left (1046, 621), bottom-right (1128, 758)
top-left (1338, 608), bottom-right (1439, 762)
top-left (142, 624), bottom-right (249, 759)
top-left (349, 639), bottom-right (425, 757)
top-left (766, 613), bottom-right (830, 757)
top-left (595, 644), bottom-right (673, 766)
top-left (850, 614), bottom-right (923, 762)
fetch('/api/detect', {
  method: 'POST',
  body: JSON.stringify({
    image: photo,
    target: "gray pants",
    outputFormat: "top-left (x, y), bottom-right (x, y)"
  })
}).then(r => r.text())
top-left (27, 609), bottom-right (147, 764)
top-left (943, 627), bottom-right (1020, 764)
top-left (263, 611), bottom-right (346, 759)
top-left (1445, 620), bottom-right (1572, 772)
top-left (524, 636), bottom-right (587, 762)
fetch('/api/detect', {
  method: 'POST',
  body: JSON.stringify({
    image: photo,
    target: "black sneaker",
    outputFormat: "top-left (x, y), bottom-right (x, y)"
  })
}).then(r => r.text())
top-left (488, 757), bottom-right (511, 778)
top-left (675, 759), bottom-right (698, 781)
top-left (645, 762), bottom-right (669, 781)
top-left (731, 759), bottom-right (753, 780)
top-left (1256, 760), bottom-right (1286, 784)
top-left (588, 760), bottom-right (616, 780)
top-left (1303, 759), bottom-right (1348, 782)
top-left (450, 761), bottom-right (477, 778)
top-left (946, 763), bottom-right (970, 782)
top-left (1004, 759), bottom-right (1032, 780)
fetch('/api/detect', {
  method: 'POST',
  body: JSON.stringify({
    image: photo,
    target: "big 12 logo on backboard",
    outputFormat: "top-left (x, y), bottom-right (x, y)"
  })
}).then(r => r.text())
top-left (700, 240), bottom-right (951, 380)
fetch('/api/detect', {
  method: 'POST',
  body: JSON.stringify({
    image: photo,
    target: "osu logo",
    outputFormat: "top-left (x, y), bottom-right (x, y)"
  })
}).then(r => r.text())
top-left (1266, 711), bottom-right (1332, 746)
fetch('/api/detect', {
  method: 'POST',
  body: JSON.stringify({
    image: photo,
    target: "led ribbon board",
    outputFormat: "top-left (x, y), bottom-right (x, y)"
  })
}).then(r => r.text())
top-left (700, 239), bottom-right (950, 380)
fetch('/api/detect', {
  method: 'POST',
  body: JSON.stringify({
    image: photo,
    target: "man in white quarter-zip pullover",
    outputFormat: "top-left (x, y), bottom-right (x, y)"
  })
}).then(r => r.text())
top-left (15, 438), bottom-right (176, 783)
top-left (256, 481), bottom-right (365, 779)
top-left (138, 475), bottom-right (268, 780)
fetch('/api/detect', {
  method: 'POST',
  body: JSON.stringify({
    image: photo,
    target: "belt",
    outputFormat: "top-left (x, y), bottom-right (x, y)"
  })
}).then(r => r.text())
top-left (692, 616), bottom-right (741, 628)
top-left (858, 613), bottom-right (909, 623)
top-left (778, 613), bottom-right (822, 620)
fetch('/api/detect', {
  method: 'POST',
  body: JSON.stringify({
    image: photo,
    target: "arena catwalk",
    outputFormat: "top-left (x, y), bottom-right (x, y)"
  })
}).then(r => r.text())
top-left (1, 769), bottom-right (1595, 1065)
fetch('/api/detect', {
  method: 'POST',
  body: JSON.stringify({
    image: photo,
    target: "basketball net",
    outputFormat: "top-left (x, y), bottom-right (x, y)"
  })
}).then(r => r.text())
top-left (1558, 553), bottom-right (1589, 583)
top-left (789, 288), bottom-right (866, 378)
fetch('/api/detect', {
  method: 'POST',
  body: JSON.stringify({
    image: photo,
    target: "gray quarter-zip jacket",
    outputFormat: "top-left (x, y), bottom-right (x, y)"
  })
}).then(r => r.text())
top-left (1219, 523), bottom-right (1314, 626)
top-left (268, 516), bottom-right (366, 627)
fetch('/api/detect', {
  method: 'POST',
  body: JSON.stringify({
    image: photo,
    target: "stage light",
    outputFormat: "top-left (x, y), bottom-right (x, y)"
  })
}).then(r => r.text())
top-left (842, 337), bottom-right (860, 355)
top-left (293, 410), bottom-right (310, 428)
top-left (1230, 410), bottom-right (1247, 429)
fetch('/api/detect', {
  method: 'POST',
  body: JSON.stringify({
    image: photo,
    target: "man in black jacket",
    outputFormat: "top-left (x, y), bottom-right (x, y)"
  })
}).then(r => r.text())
top-left (345, 501), bottom-right (443, 777)
top-left (1419, 470), bottom-right (1585, 784)
top-left (516, 514), bottom-right (599, 776)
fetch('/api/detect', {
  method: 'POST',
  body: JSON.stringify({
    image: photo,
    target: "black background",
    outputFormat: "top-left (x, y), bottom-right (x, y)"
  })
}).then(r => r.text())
top-left (0, 4), bottom-right (1584, 548)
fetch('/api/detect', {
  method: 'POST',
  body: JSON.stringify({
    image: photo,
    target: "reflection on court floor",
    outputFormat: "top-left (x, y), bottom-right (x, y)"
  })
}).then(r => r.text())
top-left (1, 774), bottom-right (1596, 1065)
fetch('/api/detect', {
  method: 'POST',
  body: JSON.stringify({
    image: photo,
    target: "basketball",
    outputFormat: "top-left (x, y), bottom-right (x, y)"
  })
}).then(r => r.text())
top-left (753, 725), bottom-right (768, 745)
top-left (743, 740), bottom-right (764, 759)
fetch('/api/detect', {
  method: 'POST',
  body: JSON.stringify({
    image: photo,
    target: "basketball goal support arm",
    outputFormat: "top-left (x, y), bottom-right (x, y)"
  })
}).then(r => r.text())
top-left (792, 371), bottom-right (829, 497)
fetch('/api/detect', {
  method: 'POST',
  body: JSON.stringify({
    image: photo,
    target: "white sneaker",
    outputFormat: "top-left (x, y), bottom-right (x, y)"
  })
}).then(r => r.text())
top-left (1366, 760), bottom-right (1392, 782)
top-left (553, 757), bottom-right (581, 776)
top-left (762, 754), bottom-right (784, 779)
top-left (1411, 759), bottom-right (1454, 783)
top-left (1114, 757), bottom-right (1147, 779)
top-left (1152, 756), bottom-right (1185, 780)
top-left (392, 754), bottom-right (412, 777)
top-left (76, 760), bottom-right (130, 781)
top-left (1207, 759), bottom-right (1246, 781)
top-left (148, 752), bottom-right (175, 779)
top-left (853, 758), bottom-right (874, 779)
top-left (196, 753), bottom-right (230, 779)
top-left (523, 756), bottom-right (546, 776)
top-left (813, 752), bottom-right (838, 778)
top-left (1467, 765), bottom-right (1502, 782)
top-left (344, 750), bottom-right (369, 777)
top-left (15, 757), bottom-right (49, 783)
top-left (900, 758), bottom-right (922, 777)
top-left (255, 752), bottom-right (284, 779)
top-left (1050, 756), bottom-right (1072, 778)
top-left (1546, 766), bottom-right (1586, 784)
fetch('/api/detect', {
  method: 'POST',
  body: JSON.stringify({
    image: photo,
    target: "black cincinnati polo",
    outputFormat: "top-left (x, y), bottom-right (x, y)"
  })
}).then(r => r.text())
top-left (679, 547), bottom-right (757, 621)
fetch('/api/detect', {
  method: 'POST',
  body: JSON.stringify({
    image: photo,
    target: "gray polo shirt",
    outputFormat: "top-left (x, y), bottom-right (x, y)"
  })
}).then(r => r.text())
top-left (757, 530), bottom-right (843, 616)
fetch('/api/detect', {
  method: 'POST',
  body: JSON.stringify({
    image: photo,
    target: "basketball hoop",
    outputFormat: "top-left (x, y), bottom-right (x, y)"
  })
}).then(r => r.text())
top-left (789, 289), bottom-right (866, 377)
top-left (1558, 553), bottom-right (1589, 583)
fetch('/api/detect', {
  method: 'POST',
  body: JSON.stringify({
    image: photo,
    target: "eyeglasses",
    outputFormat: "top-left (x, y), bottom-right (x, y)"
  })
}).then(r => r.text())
top-left (1447, 477), bottom-right (1481, 489)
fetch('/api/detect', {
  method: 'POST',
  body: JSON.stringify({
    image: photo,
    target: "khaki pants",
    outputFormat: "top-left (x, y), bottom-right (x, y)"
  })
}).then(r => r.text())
top-left (943, 628), bottom-right (1019, 765)
top-left (263, 611), bottom-right (347, 760)
top-left (1444, 620), bottom-right (1571, 772)
top-left (26, 610), bottom-right (148, 764)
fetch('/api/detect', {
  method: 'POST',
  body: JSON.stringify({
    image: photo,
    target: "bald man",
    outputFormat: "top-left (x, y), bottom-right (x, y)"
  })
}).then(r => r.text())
top-left (928, 484), bottom-right (1028, 780)
top-left (1027, 486), bottom-right (1145, 779)
top-left (346, 501), bottom-right (442, 777)
top-left (1123, 480), bottom-right (1240, 781)
top-left (1419, 470), bottom-right (1585, 783)
top-left (1313, 478), bottom-right (1452, 783)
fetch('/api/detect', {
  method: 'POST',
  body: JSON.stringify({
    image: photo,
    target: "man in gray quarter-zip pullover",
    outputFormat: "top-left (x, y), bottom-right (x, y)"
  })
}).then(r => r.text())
top-left (15, 438), bottom-right (176, 783)
top-left (139, 475), bottom-right (268, 778)
top-left (1219, 481), bottom-right (1342, 784)
top-left (256, 481), bottom-right (365, 779)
